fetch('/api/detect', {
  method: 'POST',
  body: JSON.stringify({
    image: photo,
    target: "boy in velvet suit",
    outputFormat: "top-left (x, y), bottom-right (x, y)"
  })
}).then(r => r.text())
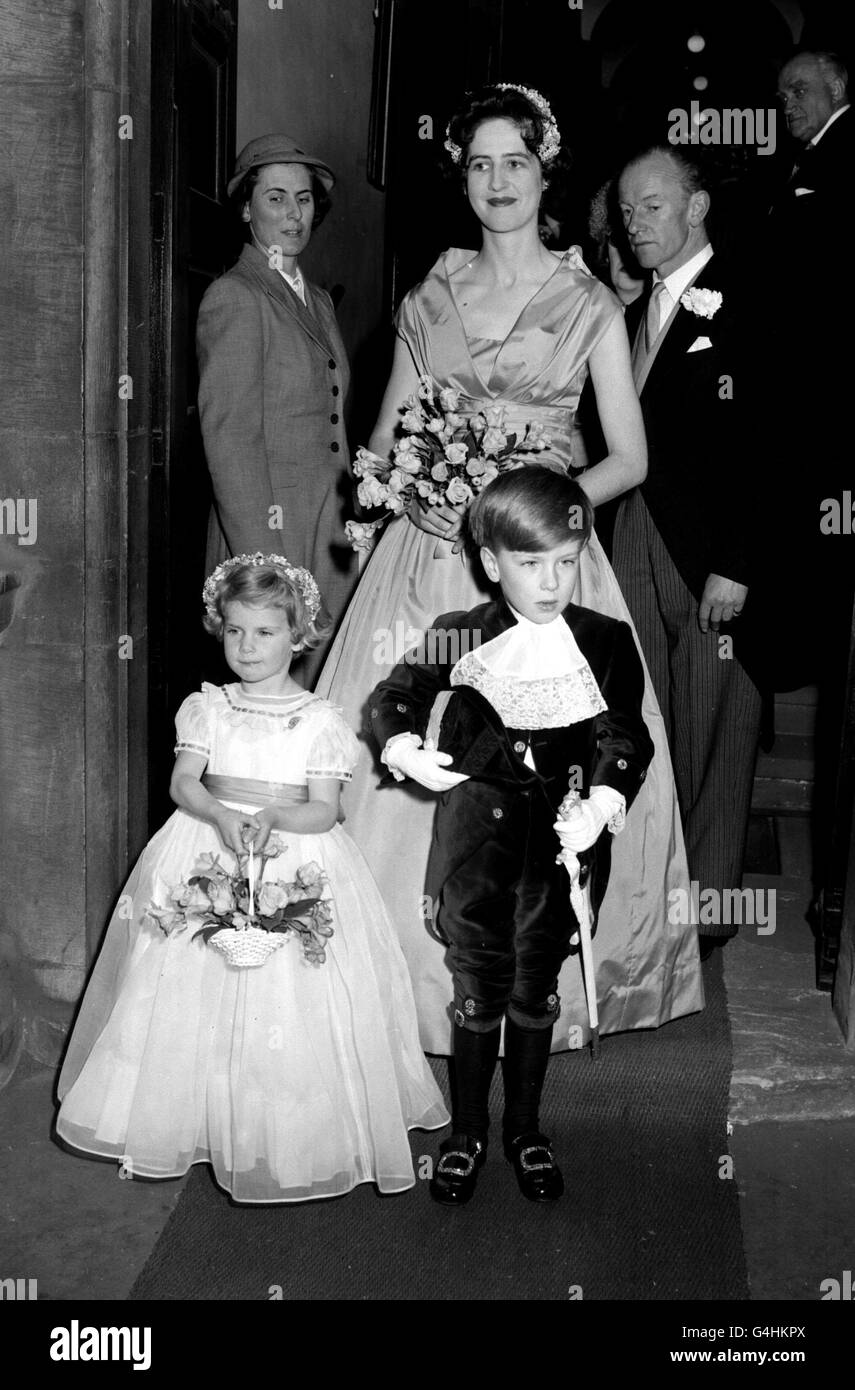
top-left (369, 467), bottom-right (653, 1205)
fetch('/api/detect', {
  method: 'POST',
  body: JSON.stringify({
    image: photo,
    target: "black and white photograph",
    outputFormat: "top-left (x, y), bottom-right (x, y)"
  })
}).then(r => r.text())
top-left (1, 0), bottom-right (854, 1352)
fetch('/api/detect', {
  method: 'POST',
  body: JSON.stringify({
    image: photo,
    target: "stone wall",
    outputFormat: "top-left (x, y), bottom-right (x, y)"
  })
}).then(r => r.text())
top-left (0, 0), bottom-right (87, 1015)
top-left (0, 0), bottom-right (151, 1082)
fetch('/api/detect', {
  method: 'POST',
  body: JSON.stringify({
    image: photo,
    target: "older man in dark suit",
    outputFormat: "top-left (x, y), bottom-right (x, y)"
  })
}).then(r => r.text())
top-left (766, 52), bottom-right (854, 924)
top-left (775, 49), bottom-right (852, 196)
top-left (770, 50), bottom-right (851, 459)
top-left (612, 145), bottom-right (762, 958)
top-left (768, 48), bottom-right (851, 523)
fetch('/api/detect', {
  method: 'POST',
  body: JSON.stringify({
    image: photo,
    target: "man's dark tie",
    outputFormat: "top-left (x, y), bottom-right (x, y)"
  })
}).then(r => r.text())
top-left (788, 142), bottom-right (814, 184)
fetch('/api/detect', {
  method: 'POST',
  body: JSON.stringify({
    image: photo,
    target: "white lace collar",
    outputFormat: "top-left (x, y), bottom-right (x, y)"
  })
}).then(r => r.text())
top-left (450, 608), bottom-right (607, 730)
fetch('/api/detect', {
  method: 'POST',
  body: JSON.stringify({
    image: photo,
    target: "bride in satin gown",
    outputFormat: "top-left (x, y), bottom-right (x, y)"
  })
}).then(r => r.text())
top-left (317, 85), bottom-right (702, 1053)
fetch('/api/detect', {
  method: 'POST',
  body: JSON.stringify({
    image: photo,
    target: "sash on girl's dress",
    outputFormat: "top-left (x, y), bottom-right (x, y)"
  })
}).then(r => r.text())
top-left (202, 774), bottom-right (308, 806)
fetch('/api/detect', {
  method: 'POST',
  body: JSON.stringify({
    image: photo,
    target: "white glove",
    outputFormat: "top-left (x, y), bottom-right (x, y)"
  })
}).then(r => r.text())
top-left (383, 735), bottom-right (469, 792)
top-left (553, 797), bottom-right (608, 853)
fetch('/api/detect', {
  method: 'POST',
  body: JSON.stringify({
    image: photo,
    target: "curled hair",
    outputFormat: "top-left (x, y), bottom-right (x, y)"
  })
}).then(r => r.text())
top-left (587, 177), bottom-right (644, 283)
top-left (203, 561), bottom-right (332, 651)
top-left (444, 84), bottom-right (567, 173)
top-left (232, 165), bottom-right (332, 230)
top-left (587, 180), bottom-right (613, 256)
top-left (467, 465), bottom-right (593, 554)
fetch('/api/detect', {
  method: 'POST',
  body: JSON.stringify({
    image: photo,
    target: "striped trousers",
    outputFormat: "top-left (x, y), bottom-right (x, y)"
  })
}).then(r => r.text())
top-left (612, 491), bottom-right (762, 931)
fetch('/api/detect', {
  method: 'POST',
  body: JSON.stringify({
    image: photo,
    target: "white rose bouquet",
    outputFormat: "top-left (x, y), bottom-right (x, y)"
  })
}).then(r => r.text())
top-left (345, 376), bottom-right (551, 552)
top-left (148, 841), bottom-right (334, 966)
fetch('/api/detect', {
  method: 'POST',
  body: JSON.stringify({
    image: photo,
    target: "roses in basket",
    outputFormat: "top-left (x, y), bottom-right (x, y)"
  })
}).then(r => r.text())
top-left (148, 839), bottom-right (334, 968)
top-left (345, 376), bottom-right (551, 552)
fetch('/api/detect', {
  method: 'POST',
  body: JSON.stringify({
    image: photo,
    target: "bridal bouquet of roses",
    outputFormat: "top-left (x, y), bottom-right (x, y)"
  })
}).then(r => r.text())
top-left (148, 840), bottom-right (334, 967)
top-left (345, 376), bottom-right (551, 552)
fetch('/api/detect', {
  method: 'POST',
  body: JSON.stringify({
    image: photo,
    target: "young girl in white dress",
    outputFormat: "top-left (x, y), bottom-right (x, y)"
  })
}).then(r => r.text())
top-left (56, 553), bottom-right (448, 1204)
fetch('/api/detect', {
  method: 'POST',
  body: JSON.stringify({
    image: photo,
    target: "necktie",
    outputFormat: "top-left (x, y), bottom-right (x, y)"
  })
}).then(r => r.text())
top-left (645, 280), bottom-right (670, 351)
top-left (632, 280), bottom-right (670, 383)
top-left (789, 143), bottom-right (813, 180)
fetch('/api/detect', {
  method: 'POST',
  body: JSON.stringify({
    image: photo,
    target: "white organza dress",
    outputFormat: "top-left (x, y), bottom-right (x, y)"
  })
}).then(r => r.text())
top-left (56, 684), bottom-right (449, 1203)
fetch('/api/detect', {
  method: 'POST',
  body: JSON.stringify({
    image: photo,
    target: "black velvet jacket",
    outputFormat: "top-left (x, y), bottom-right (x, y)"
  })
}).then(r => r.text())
top-left (369, 598), bottom-right (654, 924)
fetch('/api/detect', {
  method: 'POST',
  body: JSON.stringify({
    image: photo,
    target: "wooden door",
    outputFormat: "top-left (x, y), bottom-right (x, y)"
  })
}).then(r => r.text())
top-left (149, 0), bottom-right (238, 826)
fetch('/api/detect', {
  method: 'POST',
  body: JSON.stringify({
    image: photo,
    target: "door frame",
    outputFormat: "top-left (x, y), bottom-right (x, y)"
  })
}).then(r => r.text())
top-left (82, 0), bottom-right (154, 955)
top-left (148, 0), bottom-right (238, 829)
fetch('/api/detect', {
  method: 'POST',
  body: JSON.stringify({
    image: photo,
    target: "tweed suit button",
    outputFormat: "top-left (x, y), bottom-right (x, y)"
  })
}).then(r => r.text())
top-left (330, 441), bottom-right (340, 452)
top-left (513, 740), bottom-right (525, 754)
top-left (370, 707), bottom-right (379, 718)
top-left (328, 358), bottom-right (336, 369)
top-left (330, 413), bottom-right (339, 423)
top-left (396, 703), bottom-right (407, 713)
top-left (492, 807), bottom-right (503, 819)
top-left (617, 758), bottom-right (628, 770)
top-left (331, 385), bottom-right (340, 396)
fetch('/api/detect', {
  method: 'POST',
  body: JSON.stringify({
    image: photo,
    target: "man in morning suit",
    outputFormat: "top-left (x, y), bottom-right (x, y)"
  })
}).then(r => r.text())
top-left (613, 145), bottom-right (762, 958)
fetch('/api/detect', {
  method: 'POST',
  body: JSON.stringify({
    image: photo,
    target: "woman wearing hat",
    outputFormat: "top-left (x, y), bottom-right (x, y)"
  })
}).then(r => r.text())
top-left (197, 134), bottom-right (356, 682)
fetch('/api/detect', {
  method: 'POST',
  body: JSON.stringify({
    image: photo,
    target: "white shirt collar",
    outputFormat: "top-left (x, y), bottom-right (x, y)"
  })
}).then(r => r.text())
top-left (275, 264), bottom-right (306, 304)
top-left (472, 603), bottom-right (590, 679)
top-left (809, 103), bottom-right (850, 147)
top-left (654, 242), bottom-right (714, 307)
top-left (251, 230), bottom-right (307, 304)
top-left (507, 602), bottom-right (558, 630)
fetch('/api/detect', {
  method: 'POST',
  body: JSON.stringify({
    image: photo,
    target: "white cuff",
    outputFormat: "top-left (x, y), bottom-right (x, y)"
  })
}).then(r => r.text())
top-left (589, 784), bottom-right (627, 834)
top-left (381, 732), bottom-right (422, 782)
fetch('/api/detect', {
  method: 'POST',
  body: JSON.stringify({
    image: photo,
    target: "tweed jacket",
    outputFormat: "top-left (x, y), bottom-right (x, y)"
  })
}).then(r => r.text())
top-left (196, 243), bottom-right (355, 630)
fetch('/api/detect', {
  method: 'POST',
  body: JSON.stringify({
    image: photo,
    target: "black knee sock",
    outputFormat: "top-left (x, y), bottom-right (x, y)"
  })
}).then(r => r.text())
top-left (451, 1022), bottom-right (501, 1139)
top-left (502, 1017), bottom-right (554, 1140)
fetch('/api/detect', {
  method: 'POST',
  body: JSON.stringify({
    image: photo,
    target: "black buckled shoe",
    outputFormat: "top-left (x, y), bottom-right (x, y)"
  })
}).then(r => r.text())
top-left (504, 1131), bottom-right (564, 1202)
top-left (429, 1134), bottom-right (487, 1206)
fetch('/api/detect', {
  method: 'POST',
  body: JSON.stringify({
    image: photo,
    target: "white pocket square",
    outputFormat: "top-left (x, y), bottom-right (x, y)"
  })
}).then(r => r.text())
top-left (794, 187), bottom-right (815, 197)
top-left (688, 336), bottom-right (712, 353)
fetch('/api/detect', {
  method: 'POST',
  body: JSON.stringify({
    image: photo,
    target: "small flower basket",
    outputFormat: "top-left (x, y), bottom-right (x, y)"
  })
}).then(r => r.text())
top-left (148, 838), bottom-right (334, 970)
top-left (209, 926), bottom-right (289, 969)
top-left (345, 378), bottom-right (551, 552)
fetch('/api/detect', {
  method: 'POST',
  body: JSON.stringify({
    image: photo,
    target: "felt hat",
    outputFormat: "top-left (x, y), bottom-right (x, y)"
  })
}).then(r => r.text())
top-left (228, 133), bottom-right (335, 198)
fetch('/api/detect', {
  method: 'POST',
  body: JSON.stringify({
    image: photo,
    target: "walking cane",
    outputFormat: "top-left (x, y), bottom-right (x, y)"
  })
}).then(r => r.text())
top-left (556, 789), bottom-right (600, 1060)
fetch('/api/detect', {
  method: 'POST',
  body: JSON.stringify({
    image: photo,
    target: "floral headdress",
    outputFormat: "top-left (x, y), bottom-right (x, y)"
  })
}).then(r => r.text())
top-left (202, 552), bottom-right (322, 623)
top-left (444, 83), bottom-right (561, 166)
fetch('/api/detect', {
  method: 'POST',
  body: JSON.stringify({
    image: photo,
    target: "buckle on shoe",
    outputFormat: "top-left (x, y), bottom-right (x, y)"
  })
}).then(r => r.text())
top-left (518, 1144), bottom-right (554, 1173)
top-left (436, 1150), bottom-right (476, 1178)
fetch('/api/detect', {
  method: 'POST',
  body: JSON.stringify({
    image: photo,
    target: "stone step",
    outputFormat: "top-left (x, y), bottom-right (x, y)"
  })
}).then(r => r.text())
top-left (752, 777), bottom-right (813, 813)
top-left (753, 729), bottom-right (814, 813)
top-left (773, 686), bottom-right (818, 736)
top-left (755, 733), bottom-right (814, 780)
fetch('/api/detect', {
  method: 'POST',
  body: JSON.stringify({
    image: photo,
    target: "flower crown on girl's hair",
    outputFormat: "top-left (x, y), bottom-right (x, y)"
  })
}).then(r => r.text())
top-left (444, 83), bottom-right (561, 166)
top-left (203, 552), bottom-right (323, 624)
